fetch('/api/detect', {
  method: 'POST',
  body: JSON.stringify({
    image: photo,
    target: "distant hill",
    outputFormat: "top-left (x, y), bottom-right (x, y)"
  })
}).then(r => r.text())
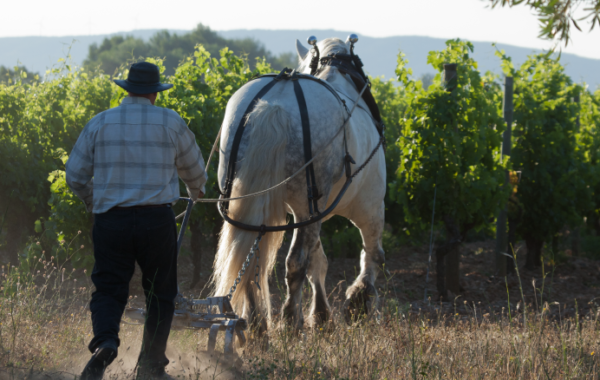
top-left (2, 28), bottom-right (599, 89)
top-left (0, 30), bottom-right (187, 75)
top-left (219, 29), bottom-right (600, 90)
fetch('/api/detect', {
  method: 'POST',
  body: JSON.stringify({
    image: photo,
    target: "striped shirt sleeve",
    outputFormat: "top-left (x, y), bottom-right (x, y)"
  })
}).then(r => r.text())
top-left (174, 118), bottom-right (207, 200)
top-left (66, 120), bottom-right (96, 212)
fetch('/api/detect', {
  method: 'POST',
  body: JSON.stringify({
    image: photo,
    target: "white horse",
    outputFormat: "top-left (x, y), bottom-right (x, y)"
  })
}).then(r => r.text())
top-left (211, 37), bottom-right (386, 332)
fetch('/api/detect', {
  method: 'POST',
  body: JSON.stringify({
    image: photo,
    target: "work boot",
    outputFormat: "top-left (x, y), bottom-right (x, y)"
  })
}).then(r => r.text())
top-left (80, 346), bottom-right (117, 380)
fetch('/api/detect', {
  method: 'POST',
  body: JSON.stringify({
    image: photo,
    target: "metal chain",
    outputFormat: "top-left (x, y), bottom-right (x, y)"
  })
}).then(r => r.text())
top-left (254, 243), bottom-right (261, 291)
top-left (227, 232), bottom-right (264, 300)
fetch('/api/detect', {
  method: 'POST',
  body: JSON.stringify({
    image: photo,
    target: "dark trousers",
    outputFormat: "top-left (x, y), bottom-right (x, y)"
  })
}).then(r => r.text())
top-left (89, 206), bottom-right (178, 370)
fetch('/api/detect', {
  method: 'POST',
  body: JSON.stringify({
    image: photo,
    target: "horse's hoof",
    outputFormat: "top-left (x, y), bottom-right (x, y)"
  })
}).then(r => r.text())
top-left (320, 320), bottom-right (336, 333)
top-left (307, 309), bottom-right (331, 328)
top-left (307, 314), bottom-right (334, 332)
top-left (344, 282), bottom-right (378, 324)
top-left (276, 316), bottom-right (304, 337)
top-left (281, 306), bottom-right (305, 333)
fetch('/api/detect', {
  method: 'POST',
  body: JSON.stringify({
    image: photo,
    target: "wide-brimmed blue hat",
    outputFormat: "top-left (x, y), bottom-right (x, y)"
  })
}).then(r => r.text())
top-left (113, 62), bottom-right (173, 94)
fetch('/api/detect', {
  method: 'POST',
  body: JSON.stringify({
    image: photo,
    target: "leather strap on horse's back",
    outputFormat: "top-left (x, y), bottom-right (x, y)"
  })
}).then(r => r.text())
top-left (222, 68), bottom-right (338, 216)
top-left (292, 79), bottom-right (320, 216)
top-left (223, 78), bottom-right (280, 212)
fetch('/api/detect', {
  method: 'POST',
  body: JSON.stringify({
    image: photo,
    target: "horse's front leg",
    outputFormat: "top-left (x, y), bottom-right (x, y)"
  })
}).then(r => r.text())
top-left (282, 221), bottom-right (321, 331)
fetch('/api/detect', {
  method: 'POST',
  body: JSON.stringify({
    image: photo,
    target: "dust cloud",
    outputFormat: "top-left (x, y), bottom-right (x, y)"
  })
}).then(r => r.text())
top-left (0, 342), bottom-right (242, 380)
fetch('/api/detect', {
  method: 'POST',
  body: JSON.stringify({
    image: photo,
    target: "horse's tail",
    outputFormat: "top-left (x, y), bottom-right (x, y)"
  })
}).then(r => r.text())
top-left (212, 99), bottom-right (289, 323)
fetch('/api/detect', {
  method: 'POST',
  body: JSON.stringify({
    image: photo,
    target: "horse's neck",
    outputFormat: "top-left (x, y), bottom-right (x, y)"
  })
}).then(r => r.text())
top-left (319, 68), bottom-right (358, 97)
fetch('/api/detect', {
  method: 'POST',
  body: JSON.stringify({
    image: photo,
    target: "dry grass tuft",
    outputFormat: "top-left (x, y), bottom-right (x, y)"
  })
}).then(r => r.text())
top-left (1, 248), bottom-right (599, 379)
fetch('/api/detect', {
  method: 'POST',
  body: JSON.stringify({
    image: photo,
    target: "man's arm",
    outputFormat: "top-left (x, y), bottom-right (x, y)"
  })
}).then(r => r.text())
top-left (175, 120), bottom-right (208, 201)
top-left (65, 124), bottom-right (95, 212)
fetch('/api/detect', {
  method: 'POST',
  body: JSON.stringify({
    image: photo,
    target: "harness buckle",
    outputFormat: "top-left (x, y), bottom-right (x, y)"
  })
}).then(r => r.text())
top-left (275, 68), bottom-right (293, 81)
top-left (308, 185), bottom-right (322, 201)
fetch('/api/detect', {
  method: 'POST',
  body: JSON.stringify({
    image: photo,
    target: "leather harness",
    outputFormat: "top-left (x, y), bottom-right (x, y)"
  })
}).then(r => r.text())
top-left (219, 66), bottom-right (383, 233)
top-left (221, 69), bottom-right (346, 218)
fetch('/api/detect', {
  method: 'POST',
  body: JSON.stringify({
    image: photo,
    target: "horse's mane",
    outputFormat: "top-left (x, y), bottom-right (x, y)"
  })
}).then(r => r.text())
top-left (297, 37), bottom-right (351, 74)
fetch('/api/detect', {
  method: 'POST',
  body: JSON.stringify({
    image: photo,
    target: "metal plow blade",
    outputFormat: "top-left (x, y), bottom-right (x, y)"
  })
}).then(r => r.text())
top-left (123, 296), bottom-right (247, 358)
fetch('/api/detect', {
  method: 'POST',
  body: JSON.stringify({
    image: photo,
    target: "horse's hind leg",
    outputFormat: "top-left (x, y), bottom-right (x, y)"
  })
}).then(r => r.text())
top-left (243, 286), bottom-right (268, 336)
top-left (282, 220), bottom-right (321, 331)
top-left (306, 239), bottom-right (331, 326)
top-left (344, 200), bottom-right (386, 321)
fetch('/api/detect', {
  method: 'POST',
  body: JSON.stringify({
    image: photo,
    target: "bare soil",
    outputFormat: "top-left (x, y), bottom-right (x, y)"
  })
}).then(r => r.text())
top-left (129, 236), bottom-right (600, 320)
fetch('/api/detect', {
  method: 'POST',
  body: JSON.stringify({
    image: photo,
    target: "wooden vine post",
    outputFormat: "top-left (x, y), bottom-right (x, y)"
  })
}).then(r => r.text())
top-left (495, 76), bottom-right (514, 276)
top-left (443, 63), bottom-right (462, 296)
top-left (571, 94), bottom-right (581, 257)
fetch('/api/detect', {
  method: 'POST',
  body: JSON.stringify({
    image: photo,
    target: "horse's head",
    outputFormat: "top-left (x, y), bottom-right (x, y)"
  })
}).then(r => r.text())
top-left (296, 37), bottom-right (352, 76)
top-left (296, 35), bottom-right (385, 134)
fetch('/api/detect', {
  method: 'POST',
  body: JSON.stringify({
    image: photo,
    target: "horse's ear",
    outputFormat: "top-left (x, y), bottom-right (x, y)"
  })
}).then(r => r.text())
top-left (296, 39), bottom-right (309, 61)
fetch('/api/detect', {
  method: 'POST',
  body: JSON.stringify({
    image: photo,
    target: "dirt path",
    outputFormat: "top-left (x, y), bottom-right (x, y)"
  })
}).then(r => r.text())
top-left (127, 236), bottom-right (600, 321)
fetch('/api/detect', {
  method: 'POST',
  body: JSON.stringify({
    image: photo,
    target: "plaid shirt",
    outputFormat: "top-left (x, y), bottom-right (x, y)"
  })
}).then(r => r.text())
top-left (66, 96), bottom-right (207, 214)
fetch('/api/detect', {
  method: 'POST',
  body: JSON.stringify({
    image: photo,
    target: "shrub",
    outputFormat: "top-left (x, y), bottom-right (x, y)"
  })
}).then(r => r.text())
top-left (497, 52), bottom-right (595, 268)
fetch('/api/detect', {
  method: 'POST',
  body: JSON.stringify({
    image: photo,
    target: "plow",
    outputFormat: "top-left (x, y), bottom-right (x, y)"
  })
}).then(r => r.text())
top-left (122, 198), bottom-right (248, 359)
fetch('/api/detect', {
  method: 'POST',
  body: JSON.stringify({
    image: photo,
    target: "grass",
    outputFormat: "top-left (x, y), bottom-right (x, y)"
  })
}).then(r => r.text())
top-left (0, 245), bottom-right (599, 379)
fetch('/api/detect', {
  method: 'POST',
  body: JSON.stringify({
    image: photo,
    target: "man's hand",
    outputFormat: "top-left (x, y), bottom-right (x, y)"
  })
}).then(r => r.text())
top-left (198, 191), bottom-right (205, 199)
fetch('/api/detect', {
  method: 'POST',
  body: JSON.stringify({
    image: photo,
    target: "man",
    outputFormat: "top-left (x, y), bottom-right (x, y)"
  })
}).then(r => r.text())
top-left (66, 62), bottom-right (207, 379)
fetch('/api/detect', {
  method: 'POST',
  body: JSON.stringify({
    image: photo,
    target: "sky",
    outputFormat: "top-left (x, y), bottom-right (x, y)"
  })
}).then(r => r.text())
top-left (2, 0), bottom-right (599, 59)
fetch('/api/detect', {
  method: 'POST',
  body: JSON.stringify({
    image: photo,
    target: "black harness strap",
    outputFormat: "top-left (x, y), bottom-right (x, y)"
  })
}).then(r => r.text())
top-left (319, 53), bottom-right (386, 146)
top-left (249, 71), bottom-right (346, 108)
top-left (292, 79), bottom-right (320, 216)
top-left (220, 179), bottom-right (353, 232)
top-left (223, 78), bottom-right (279, 212)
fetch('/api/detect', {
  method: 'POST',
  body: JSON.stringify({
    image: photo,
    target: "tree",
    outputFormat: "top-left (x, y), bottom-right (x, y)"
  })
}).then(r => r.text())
top-left (576, 88), bottom-right (600, 235)
top-left (490, 0), bottom-right (600, 46)
top-left (370, 72), bottom-right (418, 239)
top-left (418, 73), bottom-right (435, 90)
top-left (84, 24), bottom-right (295, 77)
top-left (0, 62), bottom-right (112, 265)
top-left (0, 66), bottom-right (39, 85)
top-left (391, 40), bottom-right (509, 300)
top-left (496, 51), bottom-right (594, 269)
